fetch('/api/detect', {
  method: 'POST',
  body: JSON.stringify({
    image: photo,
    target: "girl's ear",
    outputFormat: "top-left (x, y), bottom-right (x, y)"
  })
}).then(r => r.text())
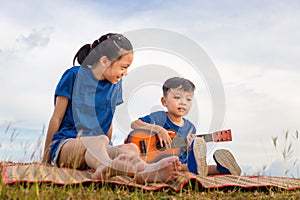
top-left (161, 97), bottom-right (167, 107)
top-left (99, 56), bottom-right (111, 67)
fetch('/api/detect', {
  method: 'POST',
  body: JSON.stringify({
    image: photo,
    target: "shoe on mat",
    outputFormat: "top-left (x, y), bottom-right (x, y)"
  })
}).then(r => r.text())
top-left (213, 149), bottom-right (241, 176)
top-left (187, 137), bottom-right (208, 176)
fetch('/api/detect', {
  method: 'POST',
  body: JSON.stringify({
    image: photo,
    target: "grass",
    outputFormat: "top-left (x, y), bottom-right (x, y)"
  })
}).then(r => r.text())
top-left (272, 130), bottom-right (299, 178)
top-left (1, 166), bottom-right (299, 200)
top-left (1, 125), bottom-right (300, 199)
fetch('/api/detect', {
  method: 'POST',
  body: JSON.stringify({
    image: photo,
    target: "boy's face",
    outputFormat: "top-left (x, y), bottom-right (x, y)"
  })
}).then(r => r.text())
top-left (161, 87), bottom-right (193, 118)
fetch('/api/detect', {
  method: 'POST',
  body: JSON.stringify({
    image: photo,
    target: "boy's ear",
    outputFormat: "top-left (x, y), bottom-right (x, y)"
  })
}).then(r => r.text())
top-left (161, 97), bottom-right (167, 107)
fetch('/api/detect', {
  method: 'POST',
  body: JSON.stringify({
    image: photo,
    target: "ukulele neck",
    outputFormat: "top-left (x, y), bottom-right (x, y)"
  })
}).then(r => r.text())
top-left (171, 134), bottom-right (213, 148)
top-left (196, 134), bottom-right (213, 142)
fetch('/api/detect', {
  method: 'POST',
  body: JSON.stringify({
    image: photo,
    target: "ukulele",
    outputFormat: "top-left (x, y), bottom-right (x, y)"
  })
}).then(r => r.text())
top-left (125, 129), bottom-right (232, 163)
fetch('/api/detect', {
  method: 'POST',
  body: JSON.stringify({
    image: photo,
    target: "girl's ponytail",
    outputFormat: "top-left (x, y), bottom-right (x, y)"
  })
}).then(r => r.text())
top-left (72, 44), bottom-right (91, 66)
top-left (73, 33), bottom-right (132, 67)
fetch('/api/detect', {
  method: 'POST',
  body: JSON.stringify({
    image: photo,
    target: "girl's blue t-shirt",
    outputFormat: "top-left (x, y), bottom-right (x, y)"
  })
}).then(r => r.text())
top-left (139, 111), bottom-right (196, 163)
top-left (50, 66), bottom-right (123, 158)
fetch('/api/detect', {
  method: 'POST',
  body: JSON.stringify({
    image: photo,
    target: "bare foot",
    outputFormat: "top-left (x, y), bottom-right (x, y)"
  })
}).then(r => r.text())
top-left (135, 156), bottom-right (181, 184)
top-left (92, 153), bottom-right (146, 180)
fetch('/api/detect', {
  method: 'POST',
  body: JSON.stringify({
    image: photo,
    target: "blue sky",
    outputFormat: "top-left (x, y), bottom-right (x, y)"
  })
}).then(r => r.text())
top-left (0, 0), bottom-right (300, 177)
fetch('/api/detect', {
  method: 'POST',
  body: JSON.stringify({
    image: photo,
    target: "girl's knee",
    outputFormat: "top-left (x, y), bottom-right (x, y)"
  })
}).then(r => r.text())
top-left (113, 143), bottom-right (139, 153)
top-left (127, 143), bottom-right (139, 153)
top-left (97, 135), bottom-right (109, 141)
top-left (86, 135), bottom-right (109, 143)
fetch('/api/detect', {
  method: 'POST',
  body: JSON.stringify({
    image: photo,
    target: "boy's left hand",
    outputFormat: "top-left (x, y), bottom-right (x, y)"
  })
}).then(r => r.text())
top-left (157, 128), bottom-right (173, 149)
top-left (186, 131), bottom-right (196, 147)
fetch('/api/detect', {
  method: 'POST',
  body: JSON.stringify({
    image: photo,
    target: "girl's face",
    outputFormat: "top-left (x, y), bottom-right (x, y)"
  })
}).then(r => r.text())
top-left (161, 87), bottom-right (194, 118)
top-left (102, 52), bottom-right (133, 84)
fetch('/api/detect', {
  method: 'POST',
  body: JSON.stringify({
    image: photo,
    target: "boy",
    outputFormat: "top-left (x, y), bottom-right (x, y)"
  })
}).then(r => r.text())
top-left (131, 77), bottom-right (241, 176)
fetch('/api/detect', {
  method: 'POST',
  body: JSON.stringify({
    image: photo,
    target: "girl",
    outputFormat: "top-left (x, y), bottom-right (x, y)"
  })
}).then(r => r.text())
top-left (42, 33), bottom-right (181, 183)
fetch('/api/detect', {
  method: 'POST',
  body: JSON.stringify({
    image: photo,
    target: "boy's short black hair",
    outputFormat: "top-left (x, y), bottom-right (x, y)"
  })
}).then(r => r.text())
top-left (162, 77), bottom-right (195, 97)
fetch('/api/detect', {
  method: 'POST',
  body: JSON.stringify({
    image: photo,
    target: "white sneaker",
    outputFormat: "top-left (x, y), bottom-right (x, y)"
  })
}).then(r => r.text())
top-left (213, 149), bottom-right (241, 176)
top-left (192, 137), bottom-right (208, 176)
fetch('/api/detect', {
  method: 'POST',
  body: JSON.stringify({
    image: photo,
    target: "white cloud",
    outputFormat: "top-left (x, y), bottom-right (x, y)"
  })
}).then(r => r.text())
top-left (16, 27), bottom-right (53, 49)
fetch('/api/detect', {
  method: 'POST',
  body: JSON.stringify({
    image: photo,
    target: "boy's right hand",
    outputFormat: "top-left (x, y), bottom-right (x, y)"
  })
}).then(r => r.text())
top-left (157, 128), bottom-right (173, 149)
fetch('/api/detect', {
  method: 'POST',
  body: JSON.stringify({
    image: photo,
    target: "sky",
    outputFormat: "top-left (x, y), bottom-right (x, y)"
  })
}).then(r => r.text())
top-left (0, 0), bottom-right (299, 177)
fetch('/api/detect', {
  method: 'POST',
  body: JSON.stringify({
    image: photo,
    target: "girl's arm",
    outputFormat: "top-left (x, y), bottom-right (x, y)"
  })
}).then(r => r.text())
top-left (131, 119), bottom-right (172, 148)
top-left (42, 96), bottom-right (68, 164)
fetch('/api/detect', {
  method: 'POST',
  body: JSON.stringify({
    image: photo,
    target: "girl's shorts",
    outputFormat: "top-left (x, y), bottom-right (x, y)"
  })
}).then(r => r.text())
top-left (51, 138), bottom-right (72, 166)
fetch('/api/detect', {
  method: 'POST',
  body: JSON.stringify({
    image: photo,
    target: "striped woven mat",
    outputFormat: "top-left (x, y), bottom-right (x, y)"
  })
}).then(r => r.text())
top-left (2, 163), bottom-right (300, 191)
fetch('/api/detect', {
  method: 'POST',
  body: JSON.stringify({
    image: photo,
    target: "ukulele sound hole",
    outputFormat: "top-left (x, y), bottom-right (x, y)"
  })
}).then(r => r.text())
top-left (156, 141), bottom-right (167, 151)
top-left (139, 140), bottom-right (147, 155)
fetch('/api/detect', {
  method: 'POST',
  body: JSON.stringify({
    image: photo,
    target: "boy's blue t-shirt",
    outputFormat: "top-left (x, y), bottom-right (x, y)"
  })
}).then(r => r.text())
top-left (50, 66), bottom-right (123, 159)
top-left (139, 111), bottom-right (197, 163)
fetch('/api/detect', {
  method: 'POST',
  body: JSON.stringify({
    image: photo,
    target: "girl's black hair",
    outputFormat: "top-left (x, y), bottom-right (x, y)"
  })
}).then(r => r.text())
top-left (162, 77), bottom-right (195, 97)
top-left (73, 33), bottom-right (133, 67)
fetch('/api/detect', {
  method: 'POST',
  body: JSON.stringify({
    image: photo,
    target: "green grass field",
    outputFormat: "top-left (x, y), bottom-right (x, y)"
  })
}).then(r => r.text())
top-left (1, 164), bottom-right (300, 200)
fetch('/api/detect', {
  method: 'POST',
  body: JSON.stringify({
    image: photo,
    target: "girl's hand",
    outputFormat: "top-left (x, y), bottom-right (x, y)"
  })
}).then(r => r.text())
top-left (42, 150), bottom-right (51, 165)
top-left (157, 128), bottom-right (173, 149)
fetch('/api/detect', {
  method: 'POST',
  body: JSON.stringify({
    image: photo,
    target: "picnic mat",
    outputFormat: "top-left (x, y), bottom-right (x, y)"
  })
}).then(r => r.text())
top-left (2, 163), bottom-right (300, 191)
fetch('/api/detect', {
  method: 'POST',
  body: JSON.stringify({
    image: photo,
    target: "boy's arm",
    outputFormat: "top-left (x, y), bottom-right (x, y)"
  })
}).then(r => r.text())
top-left (131, 119), bottom-right (163, 133)
top-left (131, 119), bottom-right (173, 148)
